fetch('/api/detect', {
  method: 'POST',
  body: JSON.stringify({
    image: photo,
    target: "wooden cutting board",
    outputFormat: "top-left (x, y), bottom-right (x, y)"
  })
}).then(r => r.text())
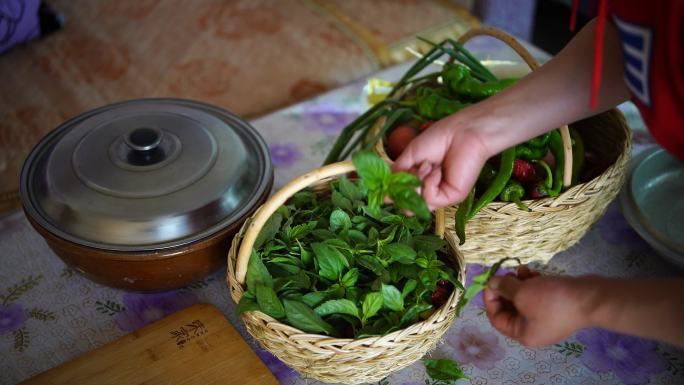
top-left (22, 304), bottom-right (280, 385)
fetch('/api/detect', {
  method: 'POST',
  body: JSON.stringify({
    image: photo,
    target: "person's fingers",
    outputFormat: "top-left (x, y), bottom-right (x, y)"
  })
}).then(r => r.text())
top-left (393, 128), bottom-right (452, 172)
top-left (488, 275), bottom-right (523, 302)
top-left (488, 301), bottom-right (527, 340)
top-left (439, 134), bottom-right (487, 204)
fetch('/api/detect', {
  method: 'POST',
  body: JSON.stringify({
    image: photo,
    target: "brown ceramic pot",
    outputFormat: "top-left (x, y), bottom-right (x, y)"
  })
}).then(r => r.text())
top-left (20, 99), bottom-right (273, 291)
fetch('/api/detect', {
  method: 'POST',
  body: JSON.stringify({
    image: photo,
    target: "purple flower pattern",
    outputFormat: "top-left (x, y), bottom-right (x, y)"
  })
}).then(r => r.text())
top-left (447, 324), bottom-right (505, 370)
top-left (269, 143), bottom-right (301, 168)
top-left (300, 103), bottom-right (358, 135)
top-left (114, 291), bottom-right (198, 332)
top-left (577, 328), bottom-right (667, 384)
top-left (0, 303), bottom-right (28, 334)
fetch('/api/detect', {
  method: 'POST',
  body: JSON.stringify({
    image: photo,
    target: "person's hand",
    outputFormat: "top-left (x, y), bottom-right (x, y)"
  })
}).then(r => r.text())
top-left (392, 113), bottom-right (494, 209)
top-left (484, 267), bottom-right (593, 347)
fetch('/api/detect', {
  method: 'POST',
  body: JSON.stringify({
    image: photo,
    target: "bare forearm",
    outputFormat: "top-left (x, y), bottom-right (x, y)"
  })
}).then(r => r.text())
top-left (451, 18), bottom-right (630, 157)
top-left (580, 277), bottom-right (684, 347)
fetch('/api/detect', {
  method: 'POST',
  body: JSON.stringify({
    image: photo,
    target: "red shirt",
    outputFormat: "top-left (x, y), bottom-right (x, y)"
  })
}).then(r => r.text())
top-left (610, 1), bottom-right (684, 161)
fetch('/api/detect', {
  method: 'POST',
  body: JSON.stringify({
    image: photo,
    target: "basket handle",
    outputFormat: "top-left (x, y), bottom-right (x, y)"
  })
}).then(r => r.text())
top-left (235, 160), bottom-right (446, 285)
top-left (457, 27), bottom-right (573, 188)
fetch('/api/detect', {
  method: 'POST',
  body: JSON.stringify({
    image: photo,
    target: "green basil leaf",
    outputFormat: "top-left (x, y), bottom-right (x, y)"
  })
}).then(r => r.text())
top-left (367, 188), bottom-right (384, 218)
top-left (255, 212), bottom-right (283, 249)
top-left (312, 229), bottom-right (337, 240)
top-left (288, 220), bottom-right (318, 240)
top-left (380, 214), bottom-right (404, 225)
top-left (331, 191), bottom-right (353, 212)
top-left (401, 279), bottom-right (418, 299)
top-left (424, 359), bottom-right (467, 381)
top-left (246, 251), bottom-right (273, 293)
top-left (296, 240), bottom-right (313, 267)
top-left (388, 187), bottom-right (431, 220)
top-left (339, 176), bottom-right (361, 200)
top-left (312, 243), bottom-right (349, 281)
top-left (368, 227), bottom-right (380, 245)
top-left (416, 257), bottom-right (429, 269)
top-left (413, 235), bottom-right (447, 253)
top-left (381, 284), bottom-right (404, 312)
top-left (400, 303), bottom-right (433, 327)
top-left (345, 287), bottom-right (360, 303)
top-left (389, 171), bottom-right (422, 189)
top-left (341, 267), bottom-right (359, 288)
top-left (314, 299), bottom-right (360, 319)
top-left (292, 191), bottom-right (316, 208)
top-left (361, 291), bottom-right (384, 324)
top-left (329, 209), bottom-right (352, 232)
top-left (301, 291), bottom-right (328, 308)
top-left (347, 229), bottom-right (368, 245)
top-left (457, 257), bottom-right (519, 315)
top-left (384, 242), bottom-right (417, 265)
top-left (352, 151), bottom-right (391, 192)
top-left (236, 296), bottom-right (260, 315)
top-left (283, 300), bottom-right (335, 335)
top-left (256, 284), bottom-right (286, 319)
top-left (357, 254), bottom-right (386, 277)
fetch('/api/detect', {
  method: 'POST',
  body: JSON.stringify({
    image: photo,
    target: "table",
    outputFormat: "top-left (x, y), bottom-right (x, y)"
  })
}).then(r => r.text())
top-left (1, 37), bottom-right (682, 385)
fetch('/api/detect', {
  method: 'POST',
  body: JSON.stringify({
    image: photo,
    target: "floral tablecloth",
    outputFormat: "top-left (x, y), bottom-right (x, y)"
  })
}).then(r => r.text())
top-left (1, 38), bottom-right (682, 385)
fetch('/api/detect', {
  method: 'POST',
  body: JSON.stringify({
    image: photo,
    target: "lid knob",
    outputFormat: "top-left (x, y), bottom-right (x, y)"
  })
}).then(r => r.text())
top-left (125, 127), bottom-right (163, 151)
top-left (124, 127), bottom-right (165, 166)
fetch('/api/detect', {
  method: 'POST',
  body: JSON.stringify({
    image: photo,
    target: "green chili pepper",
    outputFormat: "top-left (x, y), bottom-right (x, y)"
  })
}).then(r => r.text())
top-left (468, 147), bottom-right (515, 220)
top-left (416, 87), bottom-right (470, 120)
top-left (533, 159), bottom-right (553, 190)
top-left (515, 144), bottom-right (547, 161)
top-left (442, 63), bottom-right (517, 101)
top-left (476, 162), bottom-right (497, 191)
top-left (455, 188), bottom-right (474, 245)
top-left (526, 132), bottom-right (551, 148)
top-left (570, 127), bottom-right (585, 185)
top-left (548, 130), bottom-right (565, 197)
top-left (499, 180), bottom-right (530, 211)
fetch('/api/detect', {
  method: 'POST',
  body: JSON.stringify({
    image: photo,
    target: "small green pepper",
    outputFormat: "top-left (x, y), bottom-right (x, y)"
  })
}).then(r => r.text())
top-left (548, 130), bottom-right (565, 196)
top-left (570, 127), bottom-right (585, 185)
top-left (468, 147), bottom-right (515, 220)
top-left (476, 162), bottom-right (497, 190)
top-left (499, 180), bottom-right (530, 211)
top-left (442, 63), bottom-right (517, 101)
top-left (527, 132), bottom-right (551, 148)
top-left (416, 87), bottom-right (470, 120)
top-left (515, 144), bottom-right (547, 161)
top-left (455, 188), bottom-right (474, 245)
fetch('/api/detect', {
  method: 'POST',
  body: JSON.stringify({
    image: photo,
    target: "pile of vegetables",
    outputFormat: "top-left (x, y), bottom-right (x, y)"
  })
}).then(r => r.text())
top-left (238, 151), bottom-right (511, 338)
top-left (322, 38), bottom-right (586, 244)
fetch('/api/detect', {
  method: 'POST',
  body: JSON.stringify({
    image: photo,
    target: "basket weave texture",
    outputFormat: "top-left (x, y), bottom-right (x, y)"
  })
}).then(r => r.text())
top-left (373, 27), bottom-right (631, 265)
top-left (226, 161), bottom-right (466, 384)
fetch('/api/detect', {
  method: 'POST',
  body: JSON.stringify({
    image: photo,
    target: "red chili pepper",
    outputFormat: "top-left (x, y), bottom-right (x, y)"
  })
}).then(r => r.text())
top-left (419, 120), bottom-right (434, 131)
top-left (513, 159), bottom-right (536, 183)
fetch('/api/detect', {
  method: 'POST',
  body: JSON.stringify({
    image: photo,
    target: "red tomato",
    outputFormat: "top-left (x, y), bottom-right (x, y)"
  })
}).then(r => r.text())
top-left (387, 125), bottom-right (418, 159)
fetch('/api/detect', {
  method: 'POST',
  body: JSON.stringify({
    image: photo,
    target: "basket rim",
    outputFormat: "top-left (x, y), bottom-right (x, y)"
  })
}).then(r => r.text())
top-left (226, 176), bottom-right (467, 347)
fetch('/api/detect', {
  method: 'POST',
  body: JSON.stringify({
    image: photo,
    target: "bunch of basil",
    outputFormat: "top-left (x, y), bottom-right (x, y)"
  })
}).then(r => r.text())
top-left (237, 151), bottom-right (462, 338)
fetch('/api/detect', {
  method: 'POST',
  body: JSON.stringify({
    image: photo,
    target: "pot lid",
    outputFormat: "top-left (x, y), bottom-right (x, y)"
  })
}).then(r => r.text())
top-left (20, 99), bottom-right (272, 251)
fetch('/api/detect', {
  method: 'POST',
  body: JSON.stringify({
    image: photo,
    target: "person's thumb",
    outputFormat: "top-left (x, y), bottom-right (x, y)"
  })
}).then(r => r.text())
top-left (488, 275), bottom-right (523, 301)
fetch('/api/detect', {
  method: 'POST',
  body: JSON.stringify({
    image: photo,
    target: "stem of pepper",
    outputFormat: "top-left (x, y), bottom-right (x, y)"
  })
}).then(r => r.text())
top-left (455, 187), bottom-right (475, 245)
top-left (513, 196), bottom-right (530, 212)
top-left (533, 159), bottom-right (553, 189)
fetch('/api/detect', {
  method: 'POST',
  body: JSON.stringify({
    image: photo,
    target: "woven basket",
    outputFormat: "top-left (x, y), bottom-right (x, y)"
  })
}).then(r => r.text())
top-left (226, 160), bottom-right (466, 384)
top-left (372, 27), bottom-right (631, 265)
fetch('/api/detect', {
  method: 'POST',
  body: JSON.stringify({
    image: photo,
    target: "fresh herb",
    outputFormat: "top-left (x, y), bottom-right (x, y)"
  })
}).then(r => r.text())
top-left (239, 152), bottom-right (459, 338)
top-left (456, 257), bottom-right (520, 315)
top-left (424, 358), bottom-right (468, 382)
